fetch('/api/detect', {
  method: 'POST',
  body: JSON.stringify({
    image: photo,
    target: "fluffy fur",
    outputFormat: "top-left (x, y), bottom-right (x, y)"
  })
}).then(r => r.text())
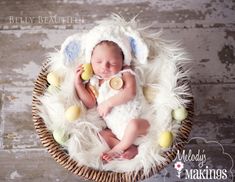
top-left (36, 15), bottom-right (191, 174)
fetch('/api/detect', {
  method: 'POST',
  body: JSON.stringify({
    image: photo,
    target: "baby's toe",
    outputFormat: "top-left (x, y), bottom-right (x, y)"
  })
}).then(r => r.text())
top-left (102, 153), bottom-right (111, 161)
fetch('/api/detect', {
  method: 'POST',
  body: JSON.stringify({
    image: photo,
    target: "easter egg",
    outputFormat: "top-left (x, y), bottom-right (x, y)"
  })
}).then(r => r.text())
top-left (47, 72), bottom-right (60, 87)
top-left (159, 131), bottom-right (173, 148)
top-left (172, 107), bottom-right (188, 122)
top-left (47, 85), bottom-right (60, 94)
top-left (143, 86), bottom-right (157, 103)
top-left (53, 129), bottom-right (69, 145)
top-left (81, 63), bottom-right (93, 81)
top-left (65, 105), bottom-right (81, 122)
top-left (109, 77), bottom-right (123, 90)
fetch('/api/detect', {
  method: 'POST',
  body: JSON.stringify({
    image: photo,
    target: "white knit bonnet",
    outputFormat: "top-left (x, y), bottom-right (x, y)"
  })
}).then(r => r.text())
top-left (84, 24), bottom-right (132, 65)
top-left (60, 15), bottom-right (149, 66)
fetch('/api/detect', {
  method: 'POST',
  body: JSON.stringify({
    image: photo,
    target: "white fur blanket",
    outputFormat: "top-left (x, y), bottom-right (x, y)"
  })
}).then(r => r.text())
top-left (36, 15), bottom-right (191, 175)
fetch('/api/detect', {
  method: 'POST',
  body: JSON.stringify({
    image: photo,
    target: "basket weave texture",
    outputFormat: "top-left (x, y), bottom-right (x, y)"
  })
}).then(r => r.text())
top-left (32, 62), bottom-right (194, 182)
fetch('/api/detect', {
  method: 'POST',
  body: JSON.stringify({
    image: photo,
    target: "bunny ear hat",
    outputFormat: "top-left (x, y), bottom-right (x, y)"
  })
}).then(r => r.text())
top-left (37, 14), bottom-right (192, 174)
top-left (83, 16), bottom-right (149, 66)
top-left (55, 14), bottom-right (149, 69)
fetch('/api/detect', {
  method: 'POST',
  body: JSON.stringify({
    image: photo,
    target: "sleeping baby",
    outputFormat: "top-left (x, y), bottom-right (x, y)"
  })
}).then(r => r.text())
top-left (74, 23), bottom-right (153, 162)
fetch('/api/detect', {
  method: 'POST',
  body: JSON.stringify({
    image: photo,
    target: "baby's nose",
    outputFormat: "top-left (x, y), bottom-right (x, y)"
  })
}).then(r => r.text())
top-left (101, 62), bottom-right (110, 70)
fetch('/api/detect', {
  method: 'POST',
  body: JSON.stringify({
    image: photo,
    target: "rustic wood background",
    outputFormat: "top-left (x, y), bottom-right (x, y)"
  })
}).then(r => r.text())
top-left (0, 0), bottom-right (234, 181)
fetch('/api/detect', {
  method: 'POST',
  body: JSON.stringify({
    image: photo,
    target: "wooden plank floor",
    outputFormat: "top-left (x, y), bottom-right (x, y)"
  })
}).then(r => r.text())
top-left (0, 0), bottom-right (234, 181)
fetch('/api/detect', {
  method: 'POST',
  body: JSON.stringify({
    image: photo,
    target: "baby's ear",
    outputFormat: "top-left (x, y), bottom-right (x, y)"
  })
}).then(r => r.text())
top-left (60, 34), bottom-right (82, 65)
top-left (127, 31), bottom-right (149, 64)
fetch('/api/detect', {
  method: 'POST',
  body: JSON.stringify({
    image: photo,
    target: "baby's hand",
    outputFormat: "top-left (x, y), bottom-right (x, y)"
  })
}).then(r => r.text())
top-left (97, 101), bottom-right (112, 117)
top-left (75, 64), bottom-right (84, 85)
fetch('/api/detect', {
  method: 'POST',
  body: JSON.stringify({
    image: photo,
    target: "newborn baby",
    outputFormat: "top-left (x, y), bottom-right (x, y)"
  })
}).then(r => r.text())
top-left (75, 40), bottom-right (150, 162)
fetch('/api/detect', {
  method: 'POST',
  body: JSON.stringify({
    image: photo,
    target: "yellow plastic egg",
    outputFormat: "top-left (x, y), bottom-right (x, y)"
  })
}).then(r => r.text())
top-left (143, 86), bottom-right (158, 104)
top-left (47, 72), bottom-right (60, 87)
top-left (65, 105), bottom-right (81, 122)
top-left (53, 129), bottom-right (69, 145)
top-left (159, 131), bottom-right (173, 148)
top-left (172, 107), bottom-right (188, 122)
top-left (81, 63), bottom-right (93, 81)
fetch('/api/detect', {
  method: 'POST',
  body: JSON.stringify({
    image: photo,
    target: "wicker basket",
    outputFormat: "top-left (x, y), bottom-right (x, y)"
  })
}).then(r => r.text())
top-left (32, 62), bottom-right (194, 182)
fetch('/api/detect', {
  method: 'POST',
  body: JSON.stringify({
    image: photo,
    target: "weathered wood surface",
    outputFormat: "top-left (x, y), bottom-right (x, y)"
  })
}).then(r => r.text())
top-left (0, 0), bottom-right (234, 181)
top-left (0, 149), bottom-right (86, 181)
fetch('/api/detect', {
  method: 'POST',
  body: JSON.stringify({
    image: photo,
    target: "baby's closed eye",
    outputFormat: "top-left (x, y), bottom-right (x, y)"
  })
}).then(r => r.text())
top-left (110, 62), bottom-right (117, 66)
top-left (95, 60), bottom-right (102, 64)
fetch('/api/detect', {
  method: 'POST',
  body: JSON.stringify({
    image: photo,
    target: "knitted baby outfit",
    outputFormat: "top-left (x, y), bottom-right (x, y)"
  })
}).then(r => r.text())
top-left (90, 69), bottom-right (150, 144)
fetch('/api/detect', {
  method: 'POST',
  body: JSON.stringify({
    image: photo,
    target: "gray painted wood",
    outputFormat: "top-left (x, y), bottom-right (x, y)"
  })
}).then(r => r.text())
top-left (0, 149), bottom-right (87, 181)
top-left (0, 0), bottom-right (234, 181)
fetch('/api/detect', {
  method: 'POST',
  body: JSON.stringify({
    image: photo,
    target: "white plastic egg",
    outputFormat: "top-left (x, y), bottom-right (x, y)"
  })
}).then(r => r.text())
top-left (47, 85), bottom-right (60, 94)
top-left (172, 107), bottom-right (188, 122)
top-left (53, 129), bottom-right (69, 145)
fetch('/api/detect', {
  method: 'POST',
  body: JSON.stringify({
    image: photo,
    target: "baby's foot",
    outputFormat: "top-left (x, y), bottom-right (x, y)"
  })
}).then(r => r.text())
top-left (120, 145), bottom-right (138, 160)
top-left (102, 148), bottom-right (124, 162)
top-left (102, 145), bottom-right (138, 162)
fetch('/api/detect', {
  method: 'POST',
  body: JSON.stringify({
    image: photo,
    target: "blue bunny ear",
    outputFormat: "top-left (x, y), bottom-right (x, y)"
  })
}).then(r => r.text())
top-left (128, 34), bottom-right (149, 64)
top-left (129, 37), bottom-right (137, 55)
top-left (64, 41), bottom-right (80, 64)
top-left (61, 34), bottom-right (82, 65)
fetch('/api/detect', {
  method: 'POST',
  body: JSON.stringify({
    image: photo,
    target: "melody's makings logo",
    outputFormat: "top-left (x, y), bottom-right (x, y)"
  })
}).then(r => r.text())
top-left (173, 141), bottom-right (231, 181)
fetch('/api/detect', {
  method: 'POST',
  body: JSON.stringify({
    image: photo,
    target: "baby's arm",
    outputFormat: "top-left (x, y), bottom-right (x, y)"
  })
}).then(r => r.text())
top-left (75, 65), bottom-right (96, 109)
top-left (97, 71), bottom-right (136, 117)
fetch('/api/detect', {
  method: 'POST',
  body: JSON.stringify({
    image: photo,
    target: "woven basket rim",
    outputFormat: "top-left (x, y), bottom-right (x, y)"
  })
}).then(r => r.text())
top-left (32, 62), bottom-right (194, 182)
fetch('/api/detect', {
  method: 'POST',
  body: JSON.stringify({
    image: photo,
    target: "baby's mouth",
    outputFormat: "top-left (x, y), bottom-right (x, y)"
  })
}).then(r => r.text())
top-left (101, 71), bottom-right (110, 76)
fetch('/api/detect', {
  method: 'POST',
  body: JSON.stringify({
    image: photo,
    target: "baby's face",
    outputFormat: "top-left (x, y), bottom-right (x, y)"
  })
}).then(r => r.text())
top-left (91, 43), bottom-right (123, 79)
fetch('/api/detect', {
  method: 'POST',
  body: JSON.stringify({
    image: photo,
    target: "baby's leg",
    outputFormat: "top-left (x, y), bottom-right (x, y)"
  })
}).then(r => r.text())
top-left (112, 119), bottom-right (149, 151)
top-left (99, 129), bottom-right (138, 161)
top-left (99, 128), bottom-right (119, 149)
top-left (103, 119), bottom-right (149, 161)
